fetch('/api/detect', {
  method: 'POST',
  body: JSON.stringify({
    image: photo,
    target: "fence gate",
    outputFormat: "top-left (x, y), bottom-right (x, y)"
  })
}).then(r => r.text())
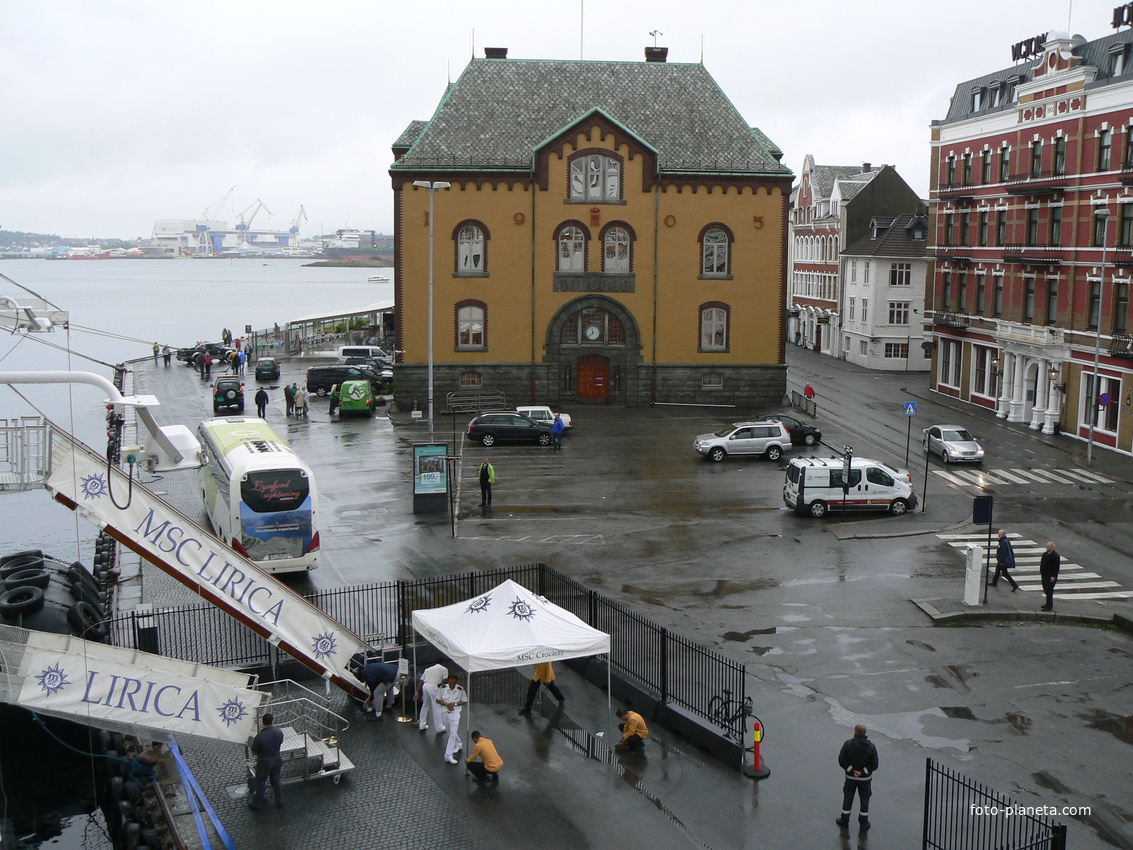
top-left (923, 758), bottom-right (1067, 850)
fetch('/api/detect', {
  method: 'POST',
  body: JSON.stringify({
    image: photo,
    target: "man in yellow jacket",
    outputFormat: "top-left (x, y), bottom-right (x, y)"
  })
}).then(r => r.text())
top-left (465, 731), bottom-right (503, 784)
top-left (615, 707), bottom-right (648, 752)
top-left (519, 661), bottom-right (566, 715)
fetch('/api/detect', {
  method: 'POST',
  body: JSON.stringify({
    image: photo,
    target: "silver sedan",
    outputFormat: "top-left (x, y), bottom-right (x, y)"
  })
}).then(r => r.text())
top-left (922, 425), bottom-right (985, 464)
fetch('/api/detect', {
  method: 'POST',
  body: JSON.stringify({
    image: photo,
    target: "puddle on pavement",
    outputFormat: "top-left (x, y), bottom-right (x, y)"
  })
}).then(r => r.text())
top-left (906, 639), bottom-right (936, 652)
top-left (722, 628), bottom-right (777, 642)
top-left (940, 706), bottom-right (976, 720)
top-left (1084, 708), bottom-right (1133, 744)
top-left (621, 578), bottom-right (779, 602)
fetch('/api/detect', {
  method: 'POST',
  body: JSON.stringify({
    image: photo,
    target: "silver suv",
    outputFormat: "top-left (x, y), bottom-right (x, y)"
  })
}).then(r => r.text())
top-left (693, 421), bottom-right (792, 462)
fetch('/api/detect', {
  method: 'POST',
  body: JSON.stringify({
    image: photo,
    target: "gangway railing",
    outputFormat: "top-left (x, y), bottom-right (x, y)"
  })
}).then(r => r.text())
top-left (42, 425), bottom-right (370, 700)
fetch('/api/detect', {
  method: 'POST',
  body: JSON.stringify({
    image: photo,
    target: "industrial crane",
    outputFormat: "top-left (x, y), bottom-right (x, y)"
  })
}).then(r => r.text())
top-left (234, 199), bottom-right (272, 231)
top-left (289, 205), bottom-right (308, 238)
top-left (199, 186), bottom-right (236, 221)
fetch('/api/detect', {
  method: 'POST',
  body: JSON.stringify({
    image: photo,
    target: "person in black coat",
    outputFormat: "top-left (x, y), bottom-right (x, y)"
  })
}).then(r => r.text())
top-left (1040, 541), bottom-right (1061, 611)
top-left (254, 388), bottom-right (269, 419)
top-left (837, 723), bottom-right (879, 831)
top-left (991, 529), bottom-right (1020, 591)
top-left (249, 713), bottom-right (285, 810)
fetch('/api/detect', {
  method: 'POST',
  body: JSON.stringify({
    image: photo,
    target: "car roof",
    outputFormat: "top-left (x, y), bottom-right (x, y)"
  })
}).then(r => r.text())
top-left (730, 420), bottom-right (784, 428)
top-left (931, 424), bottom-right (972, 431)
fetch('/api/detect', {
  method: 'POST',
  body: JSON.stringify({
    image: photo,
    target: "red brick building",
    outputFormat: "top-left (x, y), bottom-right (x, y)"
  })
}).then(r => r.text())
top-left (929, 21), bottom-right (1133, 454)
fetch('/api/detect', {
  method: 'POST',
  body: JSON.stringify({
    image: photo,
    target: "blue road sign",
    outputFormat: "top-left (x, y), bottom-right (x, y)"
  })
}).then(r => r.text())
top-left (1099, 393), bottom-right (1112, 406)
top-left (905, 402), bottom-right (917, 416)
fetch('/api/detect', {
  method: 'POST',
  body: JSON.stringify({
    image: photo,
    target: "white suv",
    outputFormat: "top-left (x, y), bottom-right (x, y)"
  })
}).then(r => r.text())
top-left (693, 421), bottom-right (792, 462)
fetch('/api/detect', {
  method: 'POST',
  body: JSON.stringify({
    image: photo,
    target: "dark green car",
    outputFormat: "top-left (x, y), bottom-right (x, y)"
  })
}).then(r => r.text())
top-left (212, 376), bottom-right (244, 413)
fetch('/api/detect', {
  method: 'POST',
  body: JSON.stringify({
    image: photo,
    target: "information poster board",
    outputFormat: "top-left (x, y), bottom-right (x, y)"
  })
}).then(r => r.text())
top-left (414, 444), bottom-right (448, 495)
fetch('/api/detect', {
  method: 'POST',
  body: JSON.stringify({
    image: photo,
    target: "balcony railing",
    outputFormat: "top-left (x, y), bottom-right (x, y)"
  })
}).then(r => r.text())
top-left (1113, 246), bottom-right (1133, 267)
top-left (934, 310), bottom-right (971, 329)
top-left (934, 247), bottom-right (972, 264)
top-left (1004, 170), bottom-right (1069, 194)
top-left (1002, 243), bottom-right (1061, 265)
top-left (938, 181), bottom-right (976, 202)
top-left (1121, 165), bottom-right (1133, 185)
top-left (1110, 332), bottom-right (1133, 359)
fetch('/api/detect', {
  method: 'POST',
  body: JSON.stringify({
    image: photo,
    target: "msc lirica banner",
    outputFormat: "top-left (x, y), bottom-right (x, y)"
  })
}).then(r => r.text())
top-left (46, 438), bottom-right (369, 695)
top-left (18, 637), bottom-right (264, 744)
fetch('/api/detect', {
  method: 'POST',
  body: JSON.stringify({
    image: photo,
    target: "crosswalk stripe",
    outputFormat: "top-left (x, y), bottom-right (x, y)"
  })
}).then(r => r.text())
top-left (1026, 469), bottom-right (1078, 484)
top-left (1009, 468), bottom-right (1048, 482)
top-left (1061, 591), bottom-right (1133, 599)
top-left (1019, 581), bottom-right (1121, 591)
top-left (931, 470), bottom-right (970, 485)
top-left (1056, 469), bottom-right (1102, 484)
top-left (987, 469), bottom-right (1030, 483)
top-left (1068, 469), bottom-right (1113, 483)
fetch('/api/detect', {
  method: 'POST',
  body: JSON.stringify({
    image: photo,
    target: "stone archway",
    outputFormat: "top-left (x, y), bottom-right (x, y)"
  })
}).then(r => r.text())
top-left (545, 295), bottom-right (644, 405)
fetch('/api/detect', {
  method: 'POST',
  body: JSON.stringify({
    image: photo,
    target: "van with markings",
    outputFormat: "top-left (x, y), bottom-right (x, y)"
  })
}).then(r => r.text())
top-left (784, 456), bottom-right (916, 518)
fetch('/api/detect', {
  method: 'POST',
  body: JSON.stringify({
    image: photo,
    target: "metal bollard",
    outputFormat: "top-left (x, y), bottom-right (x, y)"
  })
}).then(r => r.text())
top-left (743, 718), bottom-right (770, 780)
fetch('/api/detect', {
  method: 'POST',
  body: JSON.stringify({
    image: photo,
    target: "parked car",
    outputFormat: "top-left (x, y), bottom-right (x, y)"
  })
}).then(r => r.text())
top-left (306, 364), bottom-right (384, 396)
top-left (254, 357), bottom-right (281, 381)
top-left (467, 412), bottom-right (553, 447)
top-left (344, 356), bottom-right (392, 370)
top-left (693, 421), bottom-right (792, 462)
top-left (516, 405), bottom-right (573, 431)
top-left (784, 456), bottom-right (917, 517)
top-left (757, 412), bottom-right (821, 446)
top-left (177, 342), bottom-right (234, 364)
top-left (922, 425), bottom-right (985, 464)
top-left (212, 376), bottom-right (244, 413)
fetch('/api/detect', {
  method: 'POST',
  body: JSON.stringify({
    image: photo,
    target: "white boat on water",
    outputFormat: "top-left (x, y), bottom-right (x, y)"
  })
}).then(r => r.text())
top-left (368, 273), bottom-right (390, 283)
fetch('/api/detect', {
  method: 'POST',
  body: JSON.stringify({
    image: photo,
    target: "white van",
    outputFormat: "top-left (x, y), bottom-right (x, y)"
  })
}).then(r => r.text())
top-left (783, 456), bottom-right (917, 517)
top-left (337, 345), bottom-right (387, 363)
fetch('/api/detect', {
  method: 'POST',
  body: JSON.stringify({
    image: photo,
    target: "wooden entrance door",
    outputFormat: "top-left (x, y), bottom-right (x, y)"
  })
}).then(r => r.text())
top-left (577, 355), bottom-right (609, 402)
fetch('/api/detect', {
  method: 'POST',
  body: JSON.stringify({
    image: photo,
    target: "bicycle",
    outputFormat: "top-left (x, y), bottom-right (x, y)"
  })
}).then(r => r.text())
top-left (707, 688), bottom-right (753, 741)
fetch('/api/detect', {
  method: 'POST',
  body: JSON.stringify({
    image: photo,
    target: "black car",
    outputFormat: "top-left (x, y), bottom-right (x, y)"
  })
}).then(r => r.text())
top-left (467, 412), bottom-right (552, 447)
top-left (306, 364), bottom-right (384, 396)
top-left (254, 357), bottom-right (281, 381)
top-left (212, 376), bottom-right (245, 413)
top-left (758, 412), bottom-right (822, 446)
top-left (177, 342), bottom-right (235, 364)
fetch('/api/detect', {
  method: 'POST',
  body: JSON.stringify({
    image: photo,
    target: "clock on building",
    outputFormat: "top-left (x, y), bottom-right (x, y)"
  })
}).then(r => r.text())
top-left (584, 323), bottom-right (601, 341)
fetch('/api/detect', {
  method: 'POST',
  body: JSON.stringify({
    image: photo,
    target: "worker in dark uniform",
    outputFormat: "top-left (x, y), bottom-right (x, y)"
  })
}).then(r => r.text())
top-left (249, 713), bottom-right (285, 810)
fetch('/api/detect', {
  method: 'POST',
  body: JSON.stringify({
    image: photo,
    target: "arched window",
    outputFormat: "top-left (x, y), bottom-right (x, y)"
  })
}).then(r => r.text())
top-left (569, 152), bottom-right (621, 201)
top-left (455, 300), bottom-right (486, 349)
top-left (454, 221), bottom-right (488, 275)
top-left (701, 226), bottom-right (730, 277)
top-left (556, 222), bottom-right (588, 271)
top-left (699, 303), bottom-right (729, 351)
top-left (559, 308), bottom-right (625, 345)
top-left (601, 223), bottom-right (633, 273)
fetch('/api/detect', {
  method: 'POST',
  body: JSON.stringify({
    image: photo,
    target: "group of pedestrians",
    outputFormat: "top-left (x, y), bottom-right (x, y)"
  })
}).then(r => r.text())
top-left (992, 530), bottom-right (1062, 610)
top-left (283, 383), bottom-right (307, 417)
top-left (152, 343), bottom-right (172, 367)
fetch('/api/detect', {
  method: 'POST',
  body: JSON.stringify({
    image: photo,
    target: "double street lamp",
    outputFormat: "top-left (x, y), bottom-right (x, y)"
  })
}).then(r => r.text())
top-left (1088, 205), bottom-right (1110, 466)
top-left (411, 180), bottom-right (451, 443)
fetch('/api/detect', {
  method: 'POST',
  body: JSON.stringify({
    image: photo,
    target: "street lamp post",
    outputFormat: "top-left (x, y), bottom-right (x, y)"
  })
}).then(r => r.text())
top-left (1088, 206), bottom-right (1110, 465)
top-left (411, 180), bottom-right (451, 443)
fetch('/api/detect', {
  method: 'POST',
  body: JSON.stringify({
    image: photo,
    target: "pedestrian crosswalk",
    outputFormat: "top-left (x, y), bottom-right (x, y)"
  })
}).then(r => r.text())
top-left (930, 467), bottom-right (1114, 489)
top-left (936, 531), bottom-right (1133, 601)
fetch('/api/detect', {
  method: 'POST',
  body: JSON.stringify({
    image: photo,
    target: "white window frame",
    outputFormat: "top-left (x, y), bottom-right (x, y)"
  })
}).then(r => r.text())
top-left (700, 307), bottom-right (727, 351)
top-left (888, 301), bottom-right (910, 325)
top-left (570, 153), bottom-right (621, 201)
top-left (603, 226), bottom-right (631, 273)
top-left (702, 228), bottom-right (729, 277)
top-left (457, 304), bottom-right (485, 349)
top-left (558, 225), bottom-right (586, 271)
top-left (456, 224), bottom-right (485, 275)
top-left (890, 262), bottom-right (911, 286)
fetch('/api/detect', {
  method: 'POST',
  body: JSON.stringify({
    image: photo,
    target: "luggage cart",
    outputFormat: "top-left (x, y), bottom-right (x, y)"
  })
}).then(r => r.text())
top-left (247, 681), bottom-right (355, 787)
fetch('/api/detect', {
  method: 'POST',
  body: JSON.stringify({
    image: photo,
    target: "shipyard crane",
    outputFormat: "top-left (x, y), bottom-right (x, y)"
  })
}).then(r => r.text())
top-left (199, 186), bottom-right (236, 221)
top-left (289, 205), bottom-right (308, 238)
top-left (235, 199), bottom-right (272, 231)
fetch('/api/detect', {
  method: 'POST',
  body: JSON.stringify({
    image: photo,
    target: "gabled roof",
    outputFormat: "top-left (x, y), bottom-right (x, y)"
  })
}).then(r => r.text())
top-left (841, 214), bottom-right (929, 259)
top-left (809, 164), bottom-right (875, 199)
top-left (392, 57), bottom-right (791, 177)
top-left (392, 120), bottom-right (428, 155)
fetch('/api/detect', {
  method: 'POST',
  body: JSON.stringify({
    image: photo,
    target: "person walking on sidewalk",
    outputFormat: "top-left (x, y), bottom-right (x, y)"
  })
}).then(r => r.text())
top-left (1040, 540), bottom-right (1061, 611)
top-left (436, 675), bottom-right (467, 764)
top-left (551, 414), bottom-right (566, 451)
top-left (249, 713), bottom-right (285, 810)
top-left (991, 529), bottom-right (1020, 591)
top-left (836, 723), bottom-right (878, 832)
top-left (162, 345), bottom-right (172, 367)
top-left (479, 458), bottom-right (495, 506)
top-left (416, 660), bottom-right (449, 733)
top-left (255, 388), bottom-right (269, 419)
top-left (465, 731), bottom-right (503, 785)
top-left (519, 662), bottom-right (565, 715)
top-left (152, 342), bottom-right (159, 365)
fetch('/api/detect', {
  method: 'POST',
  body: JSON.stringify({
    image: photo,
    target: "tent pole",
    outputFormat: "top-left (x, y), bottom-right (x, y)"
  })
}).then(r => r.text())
top-left (606, 653), bottom-right (612, 755)
top-left (412, 632), bottom-right (418, 725)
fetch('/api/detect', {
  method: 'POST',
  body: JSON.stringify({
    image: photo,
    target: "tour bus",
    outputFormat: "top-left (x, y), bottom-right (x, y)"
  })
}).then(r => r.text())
top-left (197, 418), bottom-right (319, 573)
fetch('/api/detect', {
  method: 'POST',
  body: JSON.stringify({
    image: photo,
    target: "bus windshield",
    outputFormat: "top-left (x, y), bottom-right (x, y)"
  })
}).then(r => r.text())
top-left (241, 469), bottom-right (310, 513)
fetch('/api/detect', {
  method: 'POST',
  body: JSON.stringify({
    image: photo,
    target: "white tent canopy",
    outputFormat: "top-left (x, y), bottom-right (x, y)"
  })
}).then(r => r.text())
top-left (411, 579), bottom-right (610, 673)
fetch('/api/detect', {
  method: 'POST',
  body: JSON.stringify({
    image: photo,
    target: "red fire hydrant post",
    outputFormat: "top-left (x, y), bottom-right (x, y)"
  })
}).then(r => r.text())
top-left (743, 719), bottom-right (770, 780)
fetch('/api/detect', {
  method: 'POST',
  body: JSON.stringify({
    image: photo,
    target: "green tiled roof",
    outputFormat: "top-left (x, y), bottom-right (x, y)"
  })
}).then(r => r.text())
top-left (393, 58), bottom-right (791, 177)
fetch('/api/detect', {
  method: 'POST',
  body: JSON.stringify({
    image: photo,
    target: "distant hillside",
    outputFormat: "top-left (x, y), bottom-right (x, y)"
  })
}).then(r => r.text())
top-left (0, 230), bottom-right (139, 249)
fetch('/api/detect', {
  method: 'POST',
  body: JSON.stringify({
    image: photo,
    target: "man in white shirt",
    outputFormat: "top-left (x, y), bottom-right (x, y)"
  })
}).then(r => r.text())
top-left (416, 660), bottom-right (448, 733)
top-left (436, 675), bottom-right (467, 764)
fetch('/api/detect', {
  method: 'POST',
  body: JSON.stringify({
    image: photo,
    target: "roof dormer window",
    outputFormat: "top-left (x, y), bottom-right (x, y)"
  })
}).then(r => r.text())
top-left (1109, 44), bottom-right (1127, 77)
top-left (971, 87), bottom-right (983, 112)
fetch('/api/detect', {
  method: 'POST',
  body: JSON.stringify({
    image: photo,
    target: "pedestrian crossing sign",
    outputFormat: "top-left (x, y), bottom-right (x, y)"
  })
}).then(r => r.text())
top-left (904, 402), bottom-right (917, 416)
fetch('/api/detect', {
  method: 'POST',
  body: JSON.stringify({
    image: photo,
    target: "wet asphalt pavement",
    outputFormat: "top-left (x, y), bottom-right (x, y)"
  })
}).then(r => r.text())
top-left (87, 351), bottom-right (1133, 847)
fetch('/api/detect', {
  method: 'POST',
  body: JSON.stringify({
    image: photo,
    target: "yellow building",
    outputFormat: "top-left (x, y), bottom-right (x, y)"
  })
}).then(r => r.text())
top-left (390, 47), bottom-right (792, 408)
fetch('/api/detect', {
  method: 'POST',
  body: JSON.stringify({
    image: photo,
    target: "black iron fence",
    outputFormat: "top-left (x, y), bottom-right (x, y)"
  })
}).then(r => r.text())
top-left (108, 563), bottom-right (748, 741)
top-left (923, 758), bottom-right (1067, 850)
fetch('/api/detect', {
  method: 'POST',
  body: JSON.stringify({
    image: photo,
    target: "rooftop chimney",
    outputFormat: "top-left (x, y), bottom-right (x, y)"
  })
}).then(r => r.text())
top-left (484, 47), bottom-right (508, 59)
top-left (862, 162), bottom-right (871, 171)
top-left (645, 46), bottom-right (669, 62)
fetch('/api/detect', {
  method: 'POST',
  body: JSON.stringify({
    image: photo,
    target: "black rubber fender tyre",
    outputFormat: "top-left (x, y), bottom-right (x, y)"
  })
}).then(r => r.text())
top-left (3, 568), bottom-right (51, 590)
top-left (140, 827), bottom-right (160, 850)
top-left (108, 774), bottom-right (125, 801)
top-left (69, 601), bottom-right (109, 642)
top-left (70, 579), bottom-right (105, 610)
top-left (99, 729), bottom-right (113, 751)
top-left (0, 585), bottom-right (46, 618)
top-left (1, 550), bottom-right (43, 568)
top-left (133, 805), bottom-right (151, 828)
top-left (68, 564), bottom-right (102, 595)
top-left (125, 781), bottom-right (142, 805)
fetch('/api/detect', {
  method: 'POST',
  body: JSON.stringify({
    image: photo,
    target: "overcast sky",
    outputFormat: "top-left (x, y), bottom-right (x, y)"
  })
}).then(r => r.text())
top-left (0, 0), bottom-right (1121, 240)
